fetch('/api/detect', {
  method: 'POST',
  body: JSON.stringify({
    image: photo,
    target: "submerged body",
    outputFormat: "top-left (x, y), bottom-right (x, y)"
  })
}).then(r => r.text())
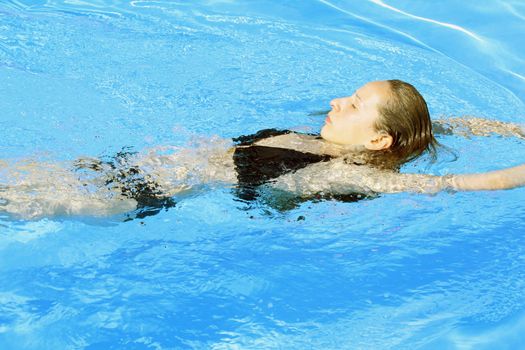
top-left (1, 121), bottom-right (523, 220)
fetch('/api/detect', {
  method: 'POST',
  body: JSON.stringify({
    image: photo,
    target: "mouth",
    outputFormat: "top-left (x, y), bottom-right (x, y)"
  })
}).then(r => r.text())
top-left (325, 115), bottom-right (332, 124)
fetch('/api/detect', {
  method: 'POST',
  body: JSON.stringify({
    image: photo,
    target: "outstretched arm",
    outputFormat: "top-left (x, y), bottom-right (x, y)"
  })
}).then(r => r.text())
top-left (450, 163), bottom-right (525, 191)
top-left (433, 117), bottom-right (525, 139)
top-left (267, 159), bottom-right (525, 197)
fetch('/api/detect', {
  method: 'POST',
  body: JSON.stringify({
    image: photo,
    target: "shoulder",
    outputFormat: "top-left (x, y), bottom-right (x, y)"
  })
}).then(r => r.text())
top-left (232, 129), bottom-right (292, 146)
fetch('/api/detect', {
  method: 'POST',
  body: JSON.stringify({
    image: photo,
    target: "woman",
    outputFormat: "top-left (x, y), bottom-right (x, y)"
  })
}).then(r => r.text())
top-left (1, 79), bottom-right (524, 219)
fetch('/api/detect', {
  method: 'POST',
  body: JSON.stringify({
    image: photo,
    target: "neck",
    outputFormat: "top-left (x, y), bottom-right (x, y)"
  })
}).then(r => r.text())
top-left (318, 138), bottom-right (368, 157)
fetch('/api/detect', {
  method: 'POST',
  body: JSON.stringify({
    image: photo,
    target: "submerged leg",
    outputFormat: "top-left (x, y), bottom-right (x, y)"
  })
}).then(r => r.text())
top-left (0, 137), bottom-right (237, 220)
top-left (0, 159), bottom-right (137, 220)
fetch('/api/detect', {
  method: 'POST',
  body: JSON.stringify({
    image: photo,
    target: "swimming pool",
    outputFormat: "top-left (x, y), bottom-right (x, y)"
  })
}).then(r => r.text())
top-left (1, 0), bottom-right (525, 348)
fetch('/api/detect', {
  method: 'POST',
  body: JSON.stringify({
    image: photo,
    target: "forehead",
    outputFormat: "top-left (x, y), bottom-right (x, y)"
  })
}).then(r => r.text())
top-left (357, 81), bottom-right (391, 101)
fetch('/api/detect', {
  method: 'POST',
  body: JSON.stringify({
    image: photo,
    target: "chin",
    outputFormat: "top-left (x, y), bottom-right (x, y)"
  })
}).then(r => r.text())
top-left (320, 125), bottom-right (329, 139)
top-left (320, 126), bottom-right (339, 144)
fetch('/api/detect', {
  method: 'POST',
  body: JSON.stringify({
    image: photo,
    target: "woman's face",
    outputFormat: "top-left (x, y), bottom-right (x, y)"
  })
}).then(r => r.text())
top-left (321, 81), bottom-right (393, 150)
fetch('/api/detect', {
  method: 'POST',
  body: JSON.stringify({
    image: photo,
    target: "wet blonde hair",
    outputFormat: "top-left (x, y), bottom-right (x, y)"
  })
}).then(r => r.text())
top-left (375, 79), bottom-right (437, 165)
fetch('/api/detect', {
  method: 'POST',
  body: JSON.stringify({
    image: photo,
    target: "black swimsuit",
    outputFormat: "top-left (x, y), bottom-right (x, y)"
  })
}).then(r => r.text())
top-left (232, 129), bottom-right (333, 200)
top-left (74, 149), bottom-right (176, 220)
top-left (232, 129), bottom-right (370, 204)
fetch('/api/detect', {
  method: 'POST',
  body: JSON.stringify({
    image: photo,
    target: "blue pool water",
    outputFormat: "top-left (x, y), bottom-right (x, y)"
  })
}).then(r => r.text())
top-left (1, 0), bottom-right (525, 349)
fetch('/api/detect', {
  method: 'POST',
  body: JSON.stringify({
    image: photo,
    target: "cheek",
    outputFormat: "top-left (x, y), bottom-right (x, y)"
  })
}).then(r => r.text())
top-left (335, 118), bottom-right (357, 135)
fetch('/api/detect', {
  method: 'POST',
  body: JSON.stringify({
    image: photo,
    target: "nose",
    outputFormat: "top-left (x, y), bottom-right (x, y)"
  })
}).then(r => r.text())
top-left (330, 99), bottom-right (340, 112)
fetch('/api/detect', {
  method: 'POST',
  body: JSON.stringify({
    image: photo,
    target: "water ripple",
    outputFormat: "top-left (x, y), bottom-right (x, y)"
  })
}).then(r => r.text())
top-left (369, 0), bottom-right (483, 42)
top-left (316, 0), bottom-right (435, 52)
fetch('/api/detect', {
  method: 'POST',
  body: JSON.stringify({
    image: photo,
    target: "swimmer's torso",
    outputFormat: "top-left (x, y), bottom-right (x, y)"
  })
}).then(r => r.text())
top-left (232, 129), bottom-right (332, 189)
top-left (231, 129), bottom-right (362, 201)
